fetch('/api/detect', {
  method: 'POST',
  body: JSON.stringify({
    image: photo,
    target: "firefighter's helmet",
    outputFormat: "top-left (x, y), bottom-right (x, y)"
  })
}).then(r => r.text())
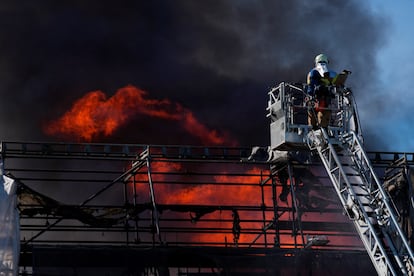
top-left (315, 54), bottom-right (329, 64)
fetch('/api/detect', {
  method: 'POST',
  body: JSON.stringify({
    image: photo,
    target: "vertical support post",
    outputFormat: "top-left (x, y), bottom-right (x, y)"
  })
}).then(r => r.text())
top-left (123, 168), bottom-right (130, 245)
top-left (132, 172), bottom-right (140, 243)
top-left (259, 170), bottom-right (268, 247)
top-left (287, 162), bottom-right (305, 247)
top-left (146, 146), bottom-right (162, 245)
top-left (271, 171), bottom-right (280, 247)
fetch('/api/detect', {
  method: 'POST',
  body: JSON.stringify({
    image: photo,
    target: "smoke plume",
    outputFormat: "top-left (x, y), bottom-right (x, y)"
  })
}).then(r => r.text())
top-left (0, 1), bottom-right (388, 148)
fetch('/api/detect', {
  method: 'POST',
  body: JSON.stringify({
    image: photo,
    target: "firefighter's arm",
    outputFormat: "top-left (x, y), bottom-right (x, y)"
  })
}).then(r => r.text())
top-left (306, 70), bottom-right (318, 96)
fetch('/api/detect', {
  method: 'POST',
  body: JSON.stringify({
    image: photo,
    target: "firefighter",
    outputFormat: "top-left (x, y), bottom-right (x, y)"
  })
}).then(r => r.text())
top-left (306, 54), bottom-right (337, 129)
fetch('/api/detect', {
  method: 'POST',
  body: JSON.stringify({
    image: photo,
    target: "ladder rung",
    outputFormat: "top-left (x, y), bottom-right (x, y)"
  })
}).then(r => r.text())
top-left (349, 183), bottom-right (365, 186)
top-left (354, 192), bottom-right (370, 196)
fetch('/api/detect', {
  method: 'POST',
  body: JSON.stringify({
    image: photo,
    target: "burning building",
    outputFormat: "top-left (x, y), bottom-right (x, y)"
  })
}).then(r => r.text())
top-left (0, 1), bottom-right (408, 275)
top-left (1, 82), bottom-right (413, 275)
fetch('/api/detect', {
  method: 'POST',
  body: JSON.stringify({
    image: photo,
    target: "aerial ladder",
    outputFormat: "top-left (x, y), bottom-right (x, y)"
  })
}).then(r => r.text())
top-left (267, 82), bottom-right (414, 275)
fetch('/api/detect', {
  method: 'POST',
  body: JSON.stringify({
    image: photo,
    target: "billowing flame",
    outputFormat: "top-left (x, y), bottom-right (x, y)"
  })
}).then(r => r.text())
top-left (44, 85), bottom-right (235, 145)
top-left (162, 166), bottom-right (269, 205)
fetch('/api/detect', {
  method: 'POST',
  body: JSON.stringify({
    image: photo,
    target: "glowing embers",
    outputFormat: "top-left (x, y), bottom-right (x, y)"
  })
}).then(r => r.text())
top-left (44, 85), bottom-right (234, 145)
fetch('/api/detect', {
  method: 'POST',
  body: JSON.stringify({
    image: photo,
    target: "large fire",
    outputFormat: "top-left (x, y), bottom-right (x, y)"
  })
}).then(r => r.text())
top-left (43, 85), bottom-right (235, 145)
top-left (41, 85), bottom-right (358, 249)
top-left (128, 160), bottom-right (359, 248)
top-left (131, 161), bottom-right (277, 246)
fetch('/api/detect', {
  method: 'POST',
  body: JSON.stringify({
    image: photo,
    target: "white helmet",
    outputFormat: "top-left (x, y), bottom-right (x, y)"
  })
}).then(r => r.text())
top-left (315, 54), bottom-right (329, 64)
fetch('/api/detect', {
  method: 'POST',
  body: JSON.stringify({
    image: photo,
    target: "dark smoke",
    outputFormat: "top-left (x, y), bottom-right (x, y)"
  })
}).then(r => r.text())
top-left (0, 0), bottom-right (388, 148)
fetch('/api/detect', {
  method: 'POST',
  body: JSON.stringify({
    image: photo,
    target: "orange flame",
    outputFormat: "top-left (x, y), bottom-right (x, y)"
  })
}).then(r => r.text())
top-left (129, 161), bottom-right (360, 248)
top-left (44, 85), bottom-right (235, 145)
top-left (131, 162), bottom-right (279, 245)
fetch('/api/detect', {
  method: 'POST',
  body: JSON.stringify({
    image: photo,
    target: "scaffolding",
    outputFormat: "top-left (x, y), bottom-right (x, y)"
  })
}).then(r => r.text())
top-left (1, 141), bottom-right (413, 275)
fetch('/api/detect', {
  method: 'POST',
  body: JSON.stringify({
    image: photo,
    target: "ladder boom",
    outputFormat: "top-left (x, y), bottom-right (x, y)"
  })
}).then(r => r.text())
top-left (307, 128), bottom-right (414, 275)
top-left (267, 82), bottom-right (414, 275)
